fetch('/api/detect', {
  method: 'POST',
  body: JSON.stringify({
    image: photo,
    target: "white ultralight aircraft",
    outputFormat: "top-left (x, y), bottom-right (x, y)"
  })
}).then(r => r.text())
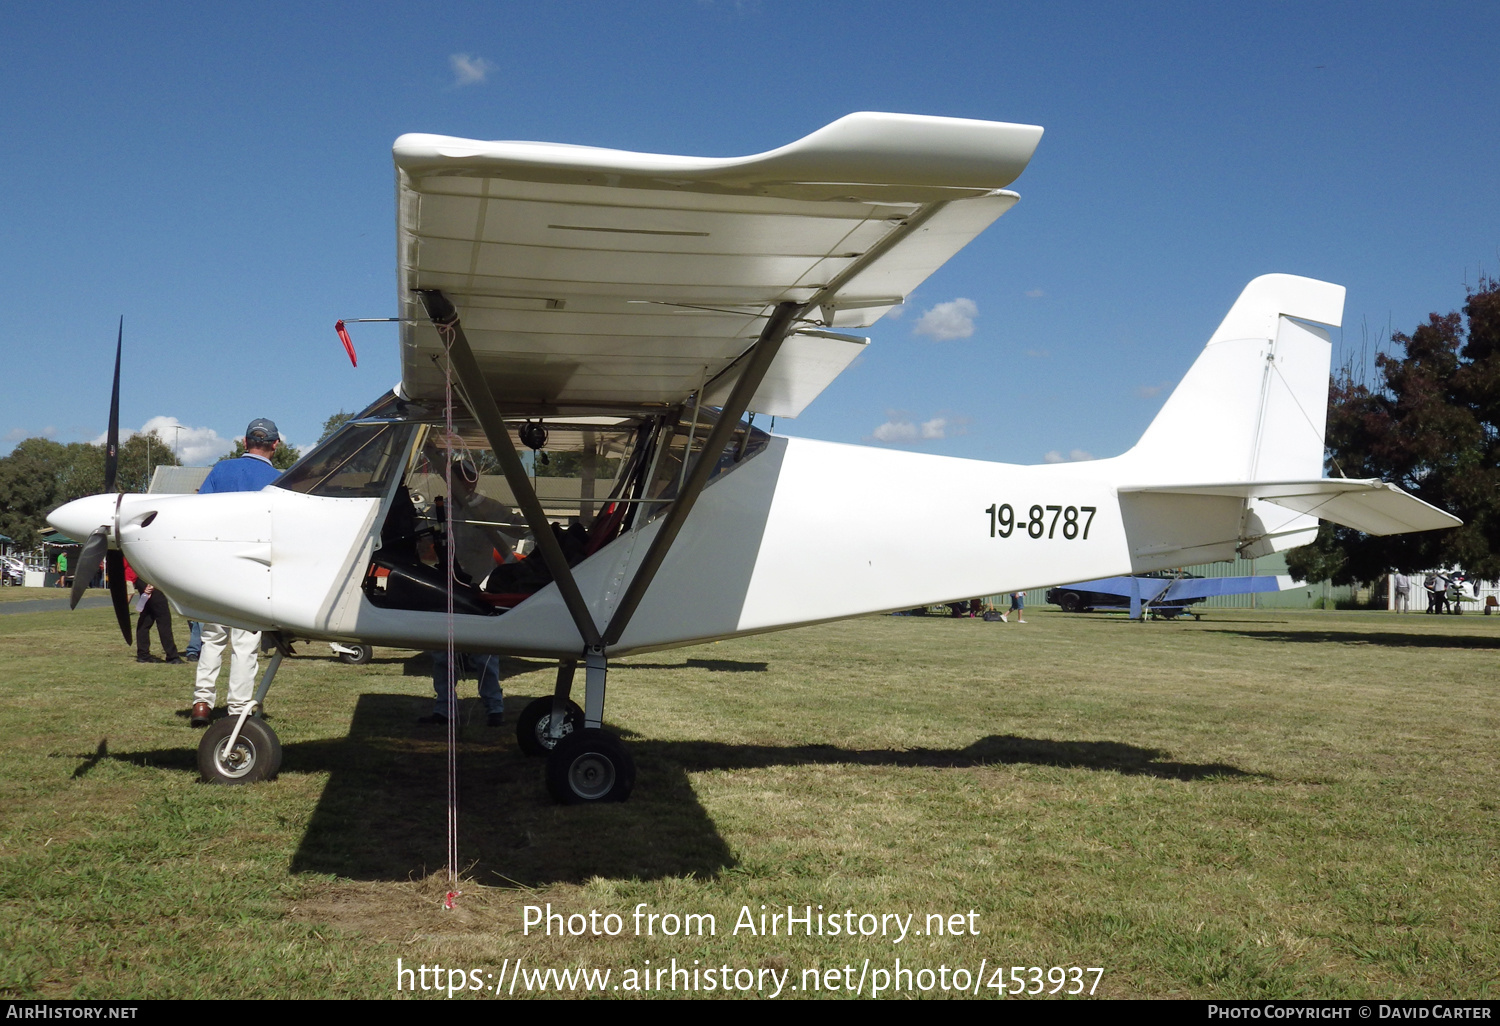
top-left (50, 112), bottom-right (1459, 802)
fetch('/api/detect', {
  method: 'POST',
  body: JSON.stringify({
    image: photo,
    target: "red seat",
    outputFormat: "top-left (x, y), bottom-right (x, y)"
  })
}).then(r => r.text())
top-left (583, 502), bottom-right (626, 557)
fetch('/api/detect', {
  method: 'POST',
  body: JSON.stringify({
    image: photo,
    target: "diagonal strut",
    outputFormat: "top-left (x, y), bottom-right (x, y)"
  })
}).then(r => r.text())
top-left (416, 289), bottom-right (603, 650)
top-left (602, 301), bottom-right (804, 647)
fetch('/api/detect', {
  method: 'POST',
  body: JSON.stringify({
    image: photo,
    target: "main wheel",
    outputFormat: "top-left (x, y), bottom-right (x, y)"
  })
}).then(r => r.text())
top-left (517, 697), bottom-right (584, 757)
top-left (545, 728), bottom-right (635, 804)
top-left (337, 644), bottom-right (373, 665)
top-left (1058, 591), bottom-right (1082, 613)
top-left (198, 716), bottom-right (282, 784)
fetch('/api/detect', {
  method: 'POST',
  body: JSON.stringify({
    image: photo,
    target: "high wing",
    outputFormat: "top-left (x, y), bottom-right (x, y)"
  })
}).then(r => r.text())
top-left (392, 112), bottom-right (1043, 416)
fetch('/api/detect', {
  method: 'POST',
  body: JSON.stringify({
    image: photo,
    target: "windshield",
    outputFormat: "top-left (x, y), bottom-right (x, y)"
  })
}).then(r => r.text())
top-left (274, 422), bottom-right (417, 498)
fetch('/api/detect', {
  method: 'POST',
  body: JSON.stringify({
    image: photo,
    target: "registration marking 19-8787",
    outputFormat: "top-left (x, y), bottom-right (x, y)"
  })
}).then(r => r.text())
top-left (984, 504), bottom-right (1097, 540)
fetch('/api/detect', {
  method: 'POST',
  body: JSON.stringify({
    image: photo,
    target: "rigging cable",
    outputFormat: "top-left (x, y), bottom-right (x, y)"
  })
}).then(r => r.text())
top-left (437, 320), bottom-right (461, 907)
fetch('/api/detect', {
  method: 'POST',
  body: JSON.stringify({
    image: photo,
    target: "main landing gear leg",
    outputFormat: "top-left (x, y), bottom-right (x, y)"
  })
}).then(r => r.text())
top-left (197, 632), bottom-right (289, 784)
top-left (544, 646), bottom-right (635, 803)
top-left (583, 647), bottom-right (606, 729)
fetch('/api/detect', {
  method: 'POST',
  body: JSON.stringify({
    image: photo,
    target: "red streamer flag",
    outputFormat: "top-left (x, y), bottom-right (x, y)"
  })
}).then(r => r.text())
top-left (335, 320), bottom-right (358, 367)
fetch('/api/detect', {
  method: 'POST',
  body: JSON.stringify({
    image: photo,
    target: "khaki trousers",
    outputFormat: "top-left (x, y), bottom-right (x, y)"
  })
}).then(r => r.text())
top-left (193, 622), bottom-right (260, 713)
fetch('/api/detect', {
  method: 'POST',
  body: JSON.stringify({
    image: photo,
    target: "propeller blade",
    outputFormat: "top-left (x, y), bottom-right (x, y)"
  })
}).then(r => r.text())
top-left (104, 317), bottom-right (122, 493)
top-left (105, 549), bottom-right (132, 645)
top-left (70, 528), bottom-right (109, 610)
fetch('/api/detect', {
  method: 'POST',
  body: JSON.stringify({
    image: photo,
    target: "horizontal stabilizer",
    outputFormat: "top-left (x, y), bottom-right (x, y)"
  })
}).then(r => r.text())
top-left (1123, 479), bottom-right (1461, 536)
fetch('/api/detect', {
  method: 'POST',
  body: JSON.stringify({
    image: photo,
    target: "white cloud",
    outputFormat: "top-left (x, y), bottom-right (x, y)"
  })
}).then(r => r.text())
top-left (1024, 348), bottom-right (1049, 359)
top-left (881, 304), bottom-right (905, 320)
top-left (1135, 382), bottom-right (1168, 399)
top-left (871, 418), bottom-right (918, 443)
top-left (1024, 288), bottom-right (1045, 298)
top-left (94, 416), bottom-right (234, 466)
top-left (913, 298), bottom-right (977, 340)
top-left (869, 412), bottom-right (966, 445)
top-left (1044, 448), bottom-right (1095, 463)
top-left (450, 53), bottom-right (496, 86)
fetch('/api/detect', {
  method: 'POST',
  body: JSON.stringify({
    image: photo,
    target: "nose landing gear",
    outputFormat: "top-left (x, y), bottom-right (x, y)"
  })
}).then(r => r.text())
top-left (198, 715), bottom-right (281, 783)
top-left (195, 634), bottom-right (289, 785)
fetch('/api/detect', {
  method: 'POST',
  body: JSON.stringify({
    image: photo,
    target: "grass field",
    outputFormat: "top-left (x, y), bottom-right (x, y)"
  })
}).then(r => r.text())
top-left (1, 602), bottom-right (1496, 999)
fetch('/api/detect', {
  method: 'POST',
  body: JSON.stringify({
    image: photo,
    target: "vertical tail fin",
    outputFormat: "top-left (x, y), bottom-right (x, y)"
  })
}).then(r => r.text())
top-left (1126, 273), bottom-right (1343, 484)
top-left (1117, 274), bottom-right (1344, 559)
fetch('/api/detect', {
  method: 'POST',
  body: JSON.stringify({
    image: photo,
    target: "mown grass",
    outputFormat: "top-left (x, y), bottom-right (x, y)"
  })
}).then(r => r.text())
top-left (0, 605), bottom-right (1496, 999)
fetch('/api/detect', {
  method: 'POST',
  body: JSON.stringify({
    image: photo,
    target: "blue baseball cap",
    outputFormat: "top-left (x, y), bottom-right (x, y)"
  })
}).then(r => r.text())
top-left (245, 418), bottom-right (280, 444)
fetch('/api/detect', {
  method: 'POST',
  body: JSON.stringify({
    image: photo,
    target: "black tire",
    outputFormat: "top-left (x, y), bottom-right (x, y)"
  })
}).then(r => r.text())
top-left (545, 728), bottom-right (635, 804)
top-left (1058, 591), bottom-right (1082, 613)
top-left (198, 716), bottom-right (281, 784)
top-left (337, 644), bottom-right (373, 665)
top-left (517, 697), bottom-right (584, 757)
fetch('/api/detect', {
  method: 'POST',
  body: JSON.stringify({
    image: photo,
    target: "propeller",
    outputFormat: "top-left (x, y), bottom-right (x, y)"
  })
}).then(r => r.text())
top-left (67, 318), bottom-right (133, 644)
top-left (104, 317), bottom-right (121, 493)
top-left (106, 548), bottom-right (131, 644)
top-left (69, 527), bottom-right (108, 611)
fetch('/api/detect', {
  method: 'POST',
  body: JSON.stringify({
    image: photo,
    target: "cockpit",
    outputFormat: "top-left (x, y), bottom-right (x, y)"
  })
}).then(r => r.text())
top-left (273, 391), bottom-right (770, 616)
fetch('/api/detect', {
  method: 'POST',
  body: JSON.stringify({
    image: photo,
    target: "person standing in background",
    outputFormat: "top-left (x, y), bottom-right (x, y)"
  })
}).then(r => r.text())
top-left (190, 419), bottom-right (283, 727)
top-left (1002, 591), bottom-right (1026, 623)
top-left (133, 575), bottom-right (182, 664)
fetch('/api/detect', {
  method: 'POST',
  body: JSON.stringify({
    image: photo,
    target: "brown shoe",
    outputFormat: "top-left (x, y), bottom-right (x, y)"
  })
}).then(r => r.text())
top-left (190, 702), bottom-right (211, 728)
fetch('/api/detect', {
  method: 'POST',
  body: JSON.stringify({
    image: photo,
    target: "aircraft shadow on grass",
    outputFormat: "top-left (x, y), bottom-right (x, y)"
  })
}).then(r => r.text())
top-left (616, 658), bottom-right (770, 672)
top-left (392, 653), bottom-right (770, 676)
top-left (1206, 628), bottom-right (1500, 649)
top-left (77, 693), bottom-right (1257, 886)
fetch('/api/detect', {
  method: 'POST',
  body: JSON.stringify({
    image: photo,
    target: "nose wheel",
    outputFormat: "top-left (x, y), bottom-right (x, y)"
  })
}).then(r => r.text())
top-left (198, 715), bottom-right (281, 784)
top-left (196, 636), bottom-right (286, 784)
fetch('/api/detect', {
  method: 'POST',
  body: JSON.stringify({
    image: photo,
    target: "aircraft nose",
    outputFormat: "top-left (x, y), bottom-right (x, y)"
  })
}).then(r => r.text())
top-left (48, 493), bottom-right (119, 540)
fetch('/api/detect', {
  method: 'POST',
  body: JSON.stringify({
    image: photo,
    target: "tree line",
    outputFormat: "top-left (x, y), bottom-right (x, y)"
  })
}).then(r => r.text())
top-left (1287, 276), bottom-right (1500, 584)
top-left (0, 430), bottom-right (303, 550)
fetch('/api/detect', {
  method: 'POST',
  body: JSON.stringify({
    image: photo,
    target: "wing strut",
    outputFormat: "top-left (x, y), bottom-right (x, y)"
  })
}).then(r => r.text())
top-left (416, 289), bottom-right (604, 650)
top-left (602, 301), bottom-right (804, 647)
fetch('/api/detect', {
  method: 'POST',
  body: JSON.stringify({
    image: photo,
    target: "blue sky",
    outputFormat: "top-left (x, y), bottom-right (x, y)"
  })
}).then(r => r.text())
top-left (3, 1), bottom-right (1496, 466)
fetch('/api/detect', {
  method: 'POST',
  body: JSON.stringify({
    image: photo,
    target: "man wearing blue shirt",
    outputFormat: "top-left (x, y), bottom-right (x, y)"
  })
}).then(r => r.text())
top-left (190, 419), bottom-right (283, 728)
